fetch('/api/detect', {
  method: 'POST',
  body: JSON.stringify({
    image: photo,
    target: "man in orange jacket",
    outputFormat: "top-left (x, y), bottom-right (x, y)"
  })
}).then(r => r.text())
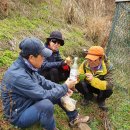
top-left (75, 46), bottom-right (114, 111)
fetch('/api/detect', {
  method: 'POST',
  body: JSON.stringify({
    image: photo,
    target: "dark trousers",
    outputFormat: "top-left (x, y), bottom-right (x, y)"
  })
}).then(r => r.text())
top-left (75, 81), bottom-right (113, 102)
top-left (41, 67), bottom-right (70, 83)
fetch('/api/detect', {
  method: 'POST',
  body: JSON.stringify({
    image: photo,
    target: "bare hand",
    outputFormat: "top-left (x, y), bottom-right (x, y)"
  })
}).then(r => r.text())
top-left (65, 78), bottom-right (76, 89)
top-left (65, 56), bottom-right (72, 66)
top-left (86, 73), bottom-right (93, 81)
top-left (66, 89), bottom-right (73, 97)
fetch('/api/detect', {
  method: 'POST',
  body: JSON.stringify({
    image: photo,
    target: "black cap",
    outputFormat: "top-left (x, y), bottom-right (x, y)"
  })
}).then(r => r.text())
top-left (19, 37), bottom-right (52, 57)
top-left (47, 31), bottom-right (64, 46)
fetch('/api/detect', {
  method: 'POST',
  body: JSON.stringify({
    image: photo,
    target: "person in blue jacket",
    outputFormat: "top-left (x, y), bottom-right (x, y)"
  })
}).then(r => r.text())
top-left (39, 31), bottom-right (71, 83)
top-left (1, 37), bottom-right (89, 130)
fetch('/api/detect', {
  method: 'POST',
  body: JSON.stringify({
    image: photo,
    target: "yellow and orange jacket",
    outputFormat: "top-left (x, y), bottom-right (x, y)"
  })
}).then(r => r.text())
top-left (78, 58), bottom-right (114, 90)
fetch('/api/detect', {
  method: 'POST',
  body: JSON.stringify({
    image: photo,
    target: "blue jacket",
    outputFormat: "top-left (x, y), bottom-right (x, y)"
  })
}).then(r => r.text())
top-left (1, 56), bottom-right (68, 124)
top-left (40, 45), bottom-right (64, 71)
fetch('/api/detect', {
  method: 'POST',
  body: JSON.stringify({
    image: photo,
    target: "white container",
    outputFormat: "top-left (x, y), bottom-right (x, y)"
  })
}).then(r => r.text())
top-left (69, 57), bottom-right (79, 81)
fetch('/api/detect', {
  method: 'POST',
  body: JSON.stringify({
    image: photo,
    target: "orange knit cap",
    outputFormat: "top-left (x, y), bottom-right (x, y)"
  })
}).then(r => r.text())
top-left (86, 46), bottom-right (104, 61)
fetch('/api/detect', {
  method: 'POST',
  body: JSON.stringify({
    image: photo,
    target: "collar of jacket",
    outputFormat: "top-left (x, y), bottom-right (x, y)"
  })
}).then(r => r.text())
top-left (23, 58), bottom-right (38, 72)
top-left (85, 60), bottom-right (107, 75)
top-left (45, 44), bottom-right (59, 54)
top-left (18, 56), bottom-right (38, 72)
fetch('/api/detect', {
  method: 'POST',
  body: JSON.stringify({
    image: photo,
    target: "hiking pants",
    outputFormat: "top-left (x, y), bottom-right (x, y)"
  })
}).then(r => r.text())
top-left (75, 81), bottom-right (113, 102)
top-left (40, 67), bottom-right (70, 83)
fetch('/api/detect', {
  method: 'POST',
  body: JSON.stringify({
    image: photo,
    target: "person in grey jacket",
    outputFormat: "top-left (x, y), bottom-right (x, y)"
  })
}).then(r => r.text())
top-left (39, 31), bottom-right (71, 83)
top-left (1, 37), bottom-right (89, 130)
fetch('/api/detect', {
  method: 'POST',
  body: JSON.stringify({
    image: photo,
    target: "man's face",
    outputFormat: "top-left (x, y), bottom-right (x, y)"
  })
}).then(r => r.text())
top-left (48, 39), bottom-right (61, 51)
top-left (87, 58), bottom-right (101, 68)
top-left (28, 54), bottom-right (44, 69)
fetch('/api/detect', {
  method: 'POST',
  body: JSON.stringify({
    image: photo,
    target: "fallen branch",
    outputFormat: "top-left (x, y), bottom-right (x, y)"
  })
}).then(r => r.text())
top-left (102, 112), bottom-right (112, 130)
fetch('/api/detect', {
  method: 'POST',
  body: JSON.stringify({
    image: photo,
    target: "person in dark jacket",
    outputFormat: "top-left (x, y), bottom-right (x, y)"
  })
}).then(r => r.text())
top-left (1, 37), bottom-right (89, 130)
top-left (39, 31), bottom-right (71, 83)
top-left (76, 46), bottom-right (114, 111)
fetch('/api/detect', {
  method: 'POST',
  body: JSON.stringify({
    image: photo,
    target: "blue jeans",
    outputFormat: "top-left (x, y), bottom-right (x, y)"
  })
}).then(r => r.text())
top-left (15, 99), bottom-right (78, 130)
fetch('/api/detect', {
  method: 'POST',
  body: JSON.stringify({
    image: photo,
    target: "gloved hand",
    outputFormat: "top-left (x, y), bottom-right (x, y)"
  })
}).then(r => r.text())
top-left (62, 64), bottom-right (70, 71)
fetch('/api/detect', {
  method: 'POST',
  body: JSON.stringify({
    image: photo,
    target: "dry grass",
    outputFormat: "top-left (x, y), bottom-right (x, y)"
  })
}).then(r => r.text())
top-left (62, 0), bottom-right (115, 23)
top-left (61, 0), bottom-right (86, 25)
top-left (61, 0), bottom-right (115, 45)
top-left (84, 16), bottom-right (112, 44)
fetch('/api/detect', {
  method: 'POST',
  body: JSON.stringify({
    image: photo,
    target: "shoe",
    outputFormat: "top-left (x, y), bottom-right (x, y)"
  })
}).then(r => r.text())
top-left (43, 128), bottom-right (59, 130)
top-left (54, 128), bottom-right (59, 130)
top-left (69, 114), bottom-right (90, 127)
top-left (98, 101), bottom-right (108, 111)
top-left (81, 98), bottom-right (90, 106)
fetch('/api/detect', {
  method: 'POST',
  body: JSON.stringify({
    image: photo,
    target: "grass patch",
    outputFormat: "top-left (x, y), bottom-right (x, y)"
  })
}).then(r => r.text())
top-left (0, 50), bottom-right (18, 67)
top-left (108, 88), bottom-right (130, 130)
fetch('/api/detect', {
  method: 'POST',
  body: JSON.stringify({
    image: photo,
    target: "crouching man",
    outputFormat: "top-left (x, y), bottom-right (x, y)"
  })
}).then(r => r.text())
top-left (39, 31), bottom-right (71, 83)
top-left (1, 37), bottom-right (89, 130)
top-left (76, 46), bottom-right (114, 111)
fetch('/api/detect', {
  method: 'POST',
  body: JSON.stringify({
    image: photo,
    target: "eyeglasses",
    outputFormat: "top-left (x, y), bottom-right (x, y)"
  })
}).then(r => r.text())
top-left (51, 39), bottom-right (61, 45)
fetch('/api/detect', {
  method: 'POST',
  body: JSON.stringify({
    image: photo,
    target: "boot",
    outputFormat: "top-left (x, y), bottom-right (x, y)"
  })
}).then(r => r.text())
top-left (81, 93), bottom-right (94, 106)
top-left (43, 128), bottom-right (59, 130)
top-left (81, 98), bottom-right (90, 106)
top-left (54, 128), bottom-right (59, 130)
top-left (98, 100), bottom-right (108, 111)
top-left (69, 114), bottom-right (90, 127)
